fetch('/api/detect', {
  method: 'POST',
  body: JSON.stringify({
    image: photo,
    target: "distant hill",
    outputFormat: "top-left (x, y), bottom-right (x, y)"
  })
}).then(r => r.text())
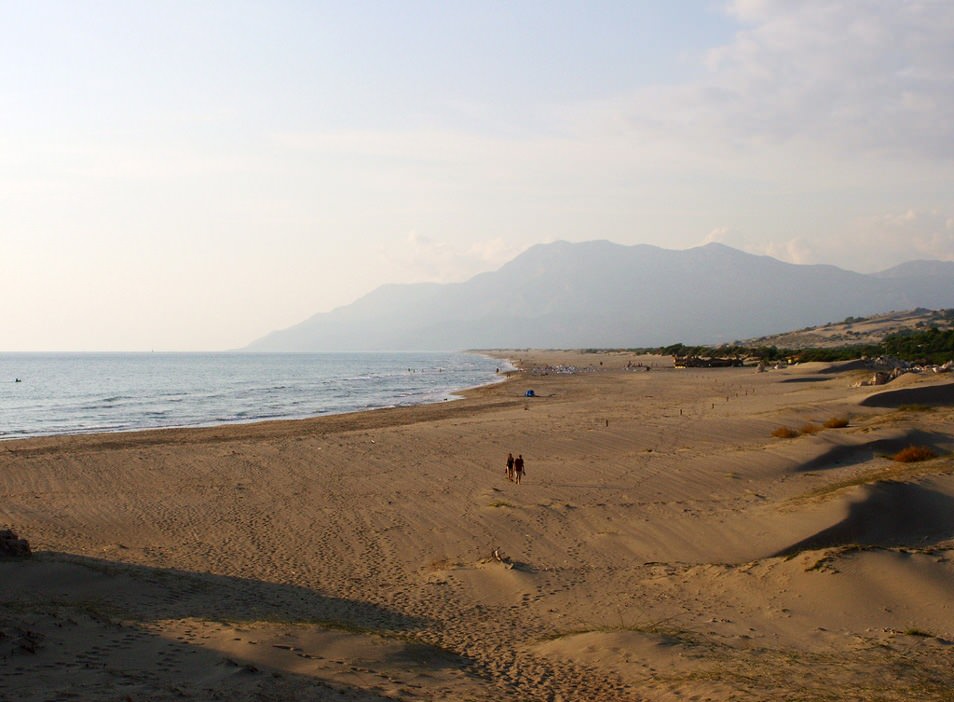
top-left (872, 260), bottom-right (954, 279)
top-left (244, 241), bottom-right (954, 351)
top-left (742, 308), bottom-right (954, 349)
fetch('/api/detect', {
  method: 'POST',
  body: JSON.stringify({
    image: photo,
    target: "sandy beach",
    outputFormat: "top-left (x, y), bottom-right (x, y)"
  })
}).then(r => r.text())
top-left (2, 351), bottom-right (953, 701)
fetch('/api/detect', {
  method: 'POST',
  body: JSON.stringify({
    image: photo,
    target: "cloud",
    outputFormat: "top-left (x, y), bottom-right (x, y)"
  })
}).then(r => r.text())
top-left (738, 2), bottom-right (953, 156)
top-left (760, 238), bottom-right (817, 267)
top-left (182, 4), bottom-right (954, 291)
top-left (701, 208), bottom-right (954, 273)
top-left (843, 209), bottom-right (954, 271)
top-left (701, 226), bottom-right (817, 266)
top-left (379, 233), bottom-right (523, 285)
top-left (620, 1), bottom-right (954, 162)
top-left (703, 226), bottom-right (732, 245)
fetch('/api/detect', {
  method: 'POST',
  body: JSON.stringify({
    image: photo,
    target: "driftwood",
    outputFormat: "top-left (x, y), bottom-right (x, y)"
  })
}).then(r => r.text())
top-left (491, 547), bottom-right (514, 569)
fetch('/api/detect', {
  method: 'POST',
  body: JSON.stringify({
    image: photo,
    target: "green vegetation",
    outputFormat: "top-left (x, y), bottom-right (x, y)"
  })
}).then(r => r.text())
top-left (882, 327), bottom-right (954, 364)
top-left (632, 341), bottom-right (886, 363)
top-left (642, 329), bottom-right (952, 364)
top-left (790, 345), bottom-right (883, 362)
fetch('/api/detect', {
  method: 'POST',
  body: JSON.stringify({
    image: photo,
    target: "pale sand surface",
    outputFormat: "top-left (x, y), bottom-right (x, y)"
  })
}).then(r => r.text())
top-left (2, 351), bottom-right (953, 701)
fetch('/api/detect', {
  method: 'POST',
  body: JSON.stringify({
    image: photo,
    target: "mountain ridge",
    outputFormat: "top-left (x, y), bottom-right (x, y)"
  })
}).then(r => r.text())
top-left (244, 241), bottom-right (954, 351)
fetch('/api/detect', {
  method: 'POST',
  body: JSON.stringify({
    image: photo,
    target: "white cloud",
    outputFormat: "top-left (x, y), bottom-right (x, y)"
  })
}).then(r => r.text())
top-left (701, 226), bottom-right (817, 266)
top-left (760, 238), bottom-right (816, 267)
top-left (724, 0), bottom-right (782, 23)
top-left (703, 226), bottom-right (732, 245)
top-left (843, 209), bottom-right (954, 270)
top-left (699, 209), bottom-right (954, 273)
top-left (378, 233), bottom-right (523, 285)
top-left (268, 1), bottom-right (954, 272)
top-left (618, 1), bottom-right (954, 162)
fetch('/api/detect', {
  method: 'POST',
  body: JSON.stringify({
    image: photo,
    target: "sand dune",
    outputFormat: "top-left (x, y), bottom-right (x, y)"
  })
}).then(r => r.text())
top-left (794, 427), bottom-right (953, 472)
top-left (2, 351), bottom-right (952, 701)
top-left (860, 378), bottom-right (954, 407)
top-left (775, 481), bottom-right (954, 555)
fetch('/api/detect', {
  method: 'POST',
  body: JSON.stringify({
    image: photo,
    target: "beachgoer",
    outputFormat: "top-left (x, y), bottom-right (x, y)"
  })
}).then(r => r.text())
top-left (506, 453), bottom-right (515, 481)
top-left (514, 454), bottom-right (525, 484)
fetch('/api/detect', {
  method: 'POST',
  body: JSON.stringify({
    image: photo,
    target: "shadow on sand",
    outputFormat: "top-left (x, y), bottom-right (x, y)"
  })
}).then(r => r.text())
top-left (794, 429), bottom-right (952, 472)
top-left (860, 381), bottom-right (954, 408)
top-left (1, 552), bottom-right (471, 701)
top-left (774, 482), bottom-right (954, 557)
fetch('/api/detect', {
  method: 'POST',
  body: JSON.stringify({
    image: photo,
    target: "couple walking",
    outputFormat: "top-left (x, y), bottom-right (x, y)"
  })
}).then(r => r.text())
top-left (505, 453), bottom-right (526, 484)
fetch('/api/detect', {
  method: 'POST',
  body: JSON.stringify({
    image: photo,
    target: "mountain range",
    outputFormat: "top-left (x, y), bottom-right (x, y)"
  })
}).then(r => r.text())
top-left (244, 241), bottom-right (954, 351)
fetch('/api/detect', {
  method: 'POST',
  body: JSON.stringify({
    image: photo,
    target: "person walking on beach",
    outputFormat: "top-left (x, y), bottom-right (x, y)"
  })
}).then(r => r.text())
top-left (506, 453), bottom-right (515, 481)
top-left (514, 454), bottom-right (525, 484)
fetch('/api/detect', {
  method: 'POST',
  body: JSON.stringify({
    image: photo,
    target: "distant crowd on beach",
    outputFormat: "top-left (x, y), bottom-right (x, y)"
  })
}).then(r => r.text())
top-left (505, 453), bottom-right (525, 484)
top-left (528, 364), bottom-right (594, 376)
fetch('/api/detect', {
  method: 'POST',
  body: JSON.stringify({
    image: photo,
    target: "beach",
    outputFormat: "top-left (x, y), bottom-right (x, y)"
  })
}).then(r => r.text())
top-left (2, 350), bottom-right (953, 701)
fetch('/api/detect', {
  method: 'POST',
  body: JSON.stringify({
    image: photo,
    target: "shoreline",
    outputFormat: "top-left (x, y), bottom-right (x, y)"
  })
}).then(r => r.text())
top-left (2, 350), bottom-right (953, 701)
top-left (1, 350), bottom-right (512, 443)
top-left (0, 365), bottom-right (527, 459)
top-left (0, 350), bottom-right (647, 450)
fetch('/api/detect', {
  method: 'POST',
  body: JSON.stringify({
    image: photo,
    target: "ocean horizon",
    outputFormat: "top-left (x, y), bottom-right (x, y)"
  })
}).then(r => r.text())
top-left (0, 351), bottom-right (510, 440)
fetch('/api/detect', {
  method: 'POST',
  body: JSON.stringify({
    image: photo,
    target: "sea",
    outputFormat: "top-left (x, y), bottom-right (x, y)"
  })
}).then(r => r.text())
top-left (0, 352), bottom-right (511, 440)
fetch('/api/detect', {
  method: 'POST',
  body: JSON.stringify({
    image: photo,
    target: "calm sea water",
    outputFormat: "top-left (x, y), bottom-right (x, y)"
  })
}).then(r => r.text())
top-left (0, 352), bottom-right (510, 440)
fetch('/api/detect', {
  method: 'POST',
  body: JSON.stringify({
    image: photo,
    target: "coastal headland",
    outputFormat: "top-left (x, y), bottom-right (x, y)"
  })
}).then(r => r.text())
top-left (2, 350), bottom-right (953, 701)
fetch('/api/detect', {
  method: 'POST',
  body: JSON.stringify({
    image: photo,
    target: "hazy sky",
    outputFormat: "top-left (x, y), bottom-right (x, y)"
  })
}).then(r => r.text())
top-left (3, 1), bottom-right (953, 351)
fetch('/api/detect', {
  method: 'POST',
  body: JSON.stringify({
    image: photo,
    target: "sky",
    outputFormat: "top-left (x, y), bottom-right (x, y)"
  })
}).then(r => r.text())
top-left (2, 0), bottom-right (953, 351)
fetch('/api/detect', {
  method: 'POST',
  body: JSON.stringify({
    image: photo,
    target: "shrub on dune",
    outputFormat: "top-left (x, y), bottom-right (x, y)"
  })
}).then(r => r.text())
top-left (892, 445), bottom-right (937, 463)
top-left (772, 426), bottom-right (799, 439)
top-left (823, 416), bottom-right (849, 428)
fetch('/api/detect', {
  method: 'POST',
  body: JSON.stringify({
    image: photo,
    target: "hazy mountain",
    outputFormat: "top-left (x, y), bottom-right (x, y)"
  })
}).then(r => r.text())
top-left (872, 260), bottom-right (954, 279)
top-left (244, 241), bottom-right (954, 351)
